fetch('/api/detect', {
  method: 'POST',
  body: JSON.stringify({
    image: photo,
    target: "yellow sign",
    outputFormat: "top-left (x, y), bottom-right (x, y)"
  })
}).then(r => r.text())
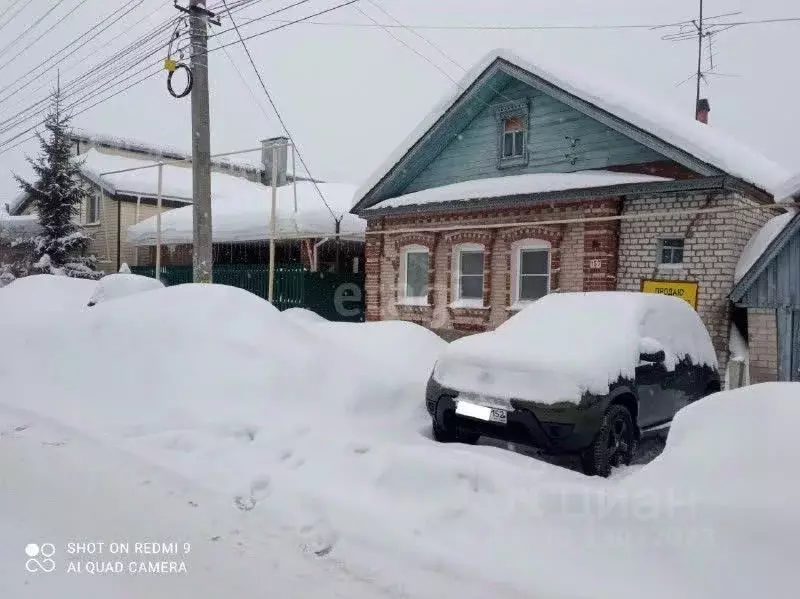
top-left (641, 279), bottom-right (699, 310)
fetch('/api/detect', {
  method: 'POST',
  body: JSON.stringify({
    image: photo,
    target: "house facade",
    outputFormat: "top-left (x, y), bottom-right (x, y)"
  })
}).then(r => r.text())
top-left (351, 50), bottom-right (789, 371)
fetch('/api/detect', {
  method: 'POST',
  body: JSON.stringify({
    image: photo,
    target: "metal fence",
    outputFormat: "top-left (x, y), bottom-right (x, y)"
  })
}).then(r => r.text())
top-left (131, 264), bottom-right (364, 322)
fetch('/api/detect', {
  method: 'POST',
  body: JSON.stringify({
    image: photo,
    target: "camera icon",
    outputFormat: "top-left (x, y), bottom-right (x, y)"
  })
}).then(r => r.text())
top-left (25, 543), bottom-right (56, 573)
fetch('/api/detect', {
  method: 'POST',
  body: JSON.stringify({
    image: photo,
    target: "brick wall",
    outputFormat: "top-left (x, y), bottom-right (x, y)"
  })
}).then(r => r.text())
top-left (365, 190), bottom-right (773, 370)
top-left (366, 197), bottom-right (618, 334)
top-left (748, 309), bottom-right (779, 383)
top-left (617, 192), bottom-right (773, 371)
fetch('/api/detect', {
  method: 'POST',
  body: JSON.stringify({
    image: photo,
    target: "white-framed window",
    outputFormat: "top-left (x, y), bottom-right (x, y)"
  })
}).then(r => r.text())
top-left (660, 238), bottom-right (684, 266)
top-left (399, 245), bottom-right (429, 305)
top-left (502, 117), bottom-right (525, 158)
top-left (512, 240), bottom-right (551, 305)
top-left (86, 192), bottom-right (100, 224)
top-left (452, 243), bottom-right (485, 307)
top-left (495, 99), bottom-right (530, 169)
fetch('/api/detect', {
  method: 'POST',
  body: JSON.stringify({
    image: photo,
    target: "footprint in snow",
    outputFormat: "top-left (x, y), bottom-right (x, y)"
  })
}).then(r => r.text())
top-left (233, 477), bottom-right (270, 512)
top-left (300, 522), bottom-right (338, 558)
top-left (234, 496), bottom-right (257, 512)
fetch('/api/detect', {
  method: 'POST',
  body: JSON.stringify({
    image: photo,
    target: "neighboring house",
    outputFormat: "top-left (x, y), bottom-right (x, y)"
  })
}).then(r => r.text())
top-left (8, 132), bottom-right (308, 273)
top-left (0, 207), bottom-right (40, 268)
top-left (351, 49), bottom-right (790, 370)
top-left (730, 175), bottom-right (800, 382)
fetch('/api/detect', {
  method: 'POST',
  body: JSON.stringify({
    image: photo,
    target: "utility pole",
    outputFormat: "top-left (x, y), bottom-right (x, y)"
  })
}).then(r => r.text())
top-left (695, 0), bottom-right (704, 112)
top-left (189, 0), bottom-right (213, 284)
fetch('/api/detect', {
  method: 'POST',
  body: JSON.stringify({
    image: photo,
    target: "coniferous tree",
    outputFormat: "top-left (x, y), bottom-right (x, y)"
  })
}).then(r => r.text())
top-left (14, 86), bottom-right (99, 278)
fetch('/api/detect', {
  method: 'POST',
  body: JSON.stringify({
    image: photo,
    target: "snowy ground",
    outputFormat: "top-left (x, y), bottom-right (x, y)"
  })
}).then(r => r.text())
top-left (1, 275), bottom-right (799, 598)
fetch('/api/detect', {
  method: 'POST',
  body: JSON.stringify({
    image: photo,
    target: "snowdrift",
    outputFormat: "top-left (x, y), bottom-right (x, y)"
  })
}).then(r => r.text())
top-left (0, 276), bottom-right (797, 599)
top-left (87, 272), bottom-right (165, 306)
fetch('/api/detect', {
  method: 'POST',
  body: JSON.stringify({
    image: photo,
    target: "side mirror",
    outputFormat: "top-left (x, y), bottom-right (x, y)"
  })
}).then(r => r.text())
top-left (639, 349), bottom-right (666, 364)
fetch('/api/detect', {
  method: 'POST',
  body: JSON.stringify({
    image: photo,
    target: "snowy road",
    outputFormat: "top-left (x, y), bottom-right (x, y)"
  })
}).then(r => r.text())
top-left (0, 408), bottom-right (394, 599)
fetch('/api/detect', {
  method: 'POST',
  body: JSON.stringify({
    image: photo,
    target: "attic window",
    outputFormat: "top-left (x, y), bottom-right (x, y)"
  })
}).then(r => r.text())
top-left (503, 117), bottom-right (525, 158)
top-left (495, 100), bottom-right (529, 169)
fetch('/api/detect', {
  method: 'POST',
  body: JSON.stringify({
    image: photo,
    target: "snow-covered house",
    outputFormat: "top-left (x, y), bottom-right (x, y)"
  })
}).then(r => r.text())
top-left (351, 49), bottom-right (790, 369)
top-left (0, 206), bottom-right (40, 269)
top-left (7, 131), bottom-right (334, 273)
top-left (729, 177), bottom-right (800, 383)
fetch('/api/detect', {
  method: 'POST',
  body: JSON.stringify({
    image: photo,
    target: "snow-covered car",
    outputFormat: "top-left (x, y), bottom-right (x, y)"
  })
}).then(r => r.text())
top-left (426, 292), bottom-right (721, 476)
top-left (87, 272), bottom-right (164, 307)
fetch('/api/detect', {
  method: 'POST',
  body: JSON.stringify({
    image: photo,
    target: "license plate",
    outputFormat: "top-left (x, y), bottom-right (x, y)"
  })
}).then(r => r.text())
top-left (455, 401), bottom-right (507, 424)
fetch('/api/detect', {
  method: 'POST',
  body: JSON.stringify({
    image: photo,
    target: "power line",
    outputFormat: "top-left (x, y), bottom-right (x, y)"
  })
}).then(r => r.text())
top-left (218, 43), bottom-right (273, 122)
top-left (366, 0), bottom-right (463, 71)
top-left (0, 23), bottom-right (181, 141)
top-left (0, 0), bottom-right (94, 76)
top-left (0, 1), bottom-right (140, 108)
top-left (0, 10), bottom-right (179, 134)
top-left (225, 13), bottom-right (800, 32)
top-left (206, 0), bottom-right (361, 56)
top-left (219, 0), bottom-right (336, 219)
top-left (354, 4), bottom-right (461, 87)
top-left (0, 27), bottom-right (178, 136)
top-left (208, 0), bottom-right (315, 42)
top-left (0, 1), bottom-right (166, 117)
top-left (0, 68), bottom-right (163, 156)
top-left (0, 0), bottom-right (360, 154)
top-left (0, 0), bottom-right (29, 35)
top-left (0, 0), bottom-right (69, 62)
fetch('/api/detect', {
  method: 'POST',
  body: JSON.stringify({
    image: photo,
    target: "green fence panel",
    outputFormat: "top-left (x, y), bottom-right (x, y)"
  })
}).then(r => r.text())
top-left (303, 271), bottom-right (365, 322)
top-left (274, 265), bottom-right (306, 311)
top-left (130, 264), bottom-right (363, 322)
top-left (213, 264), bottom-right (269, 300)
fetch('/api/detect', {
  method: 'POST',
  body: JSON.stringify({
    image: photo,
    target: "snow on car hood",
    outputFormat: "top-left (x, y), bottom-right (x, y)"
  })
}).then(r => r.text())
top-left (434, 292), bottom-right (718, 404)
top-left (434, 329), bottom-right (631, 404)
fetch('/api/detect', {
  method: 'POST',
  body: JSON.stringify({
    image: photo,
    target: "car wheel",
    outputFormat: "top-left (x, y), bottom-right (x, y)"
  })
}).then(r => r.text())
top-left (432, 419), bottom-right (480, 445)
top-left (581, 404), bottom-right (636, 478)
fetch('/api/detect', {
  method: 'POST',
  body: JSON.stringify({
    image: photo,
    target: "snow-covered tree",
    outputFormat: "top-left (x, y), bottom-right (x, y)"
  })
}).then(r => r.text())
top-left (14, 86), bottom-right (100, 279)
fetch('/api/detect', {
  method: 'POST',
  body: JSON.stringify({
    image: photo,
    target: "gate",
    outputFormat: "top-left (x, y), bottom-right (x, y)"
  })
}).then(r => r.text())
top-left (130, 264), bottom-right (364, 322)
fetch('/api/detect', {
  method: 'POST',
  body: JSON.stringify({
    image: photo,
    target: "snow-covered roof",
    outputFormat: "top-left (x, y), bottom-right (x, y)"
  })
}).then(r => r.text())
top-left (71, 129), bottom-right (266, 174)
top-left (80, 148), bottom-right (230, 201)
top-left (369, 171), bottom-right (671, 211)
top-left (355, 49), bottom-right (788, 209)
top-left (734, 208), bottom-right (798, 283)
top-left (127, 180), bottom-right (364, 246)
top-left (772, 172), bottom-right (800, 204)
top-left (0, 206), bottom-right (40, 240)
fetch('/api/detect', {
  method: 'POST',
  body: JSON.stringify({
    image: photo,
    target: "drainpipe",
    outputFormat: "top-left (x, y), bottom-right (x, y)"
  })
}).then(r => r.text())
top-left (313, 238), bottom-right (330, 272)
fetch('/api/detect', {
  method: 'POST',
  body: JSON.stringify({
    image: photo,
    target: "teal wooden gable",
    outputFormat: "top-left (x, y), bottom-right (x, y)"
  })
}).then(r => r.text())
top-left (730, 211), bottom-right (800, 382)
top-left (403, 77), bottom-right (665, 194)
top-left (351, 54), bottom-right (770, 213)
top-left (731, 212), bottom-right (800, 309)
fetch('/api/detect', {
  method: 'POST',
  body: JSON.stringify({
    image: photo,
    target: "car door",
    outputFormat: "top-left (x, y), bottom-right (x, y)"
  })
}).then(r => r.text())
top-left (670, 357), bottom-right (702, 413)
top-left (634, 357), bottom-right (673, 428)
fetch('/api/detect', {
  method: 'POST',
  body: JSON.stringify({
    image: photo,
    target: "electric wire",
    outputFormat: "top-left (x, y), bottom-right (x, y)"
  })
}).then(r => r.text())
top-left (0, 13), bottom-right (182, 135)
top-left (0, 0), bottom-right (29, 36)
top-left (0, 0), bottom-right (69, 61)
top-left (219, 0), bottom-right (336, 219)
top-left (0, 0), bottom-right (95, 77)
top-left (0, 1), bottom-right (143, 109)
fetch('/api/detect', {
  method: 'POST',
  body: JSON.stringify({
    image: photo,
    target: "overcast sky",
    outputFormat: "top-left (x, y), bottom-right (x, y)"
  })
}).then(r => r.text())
top-left (1, 0), bottom-right (799, 205)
